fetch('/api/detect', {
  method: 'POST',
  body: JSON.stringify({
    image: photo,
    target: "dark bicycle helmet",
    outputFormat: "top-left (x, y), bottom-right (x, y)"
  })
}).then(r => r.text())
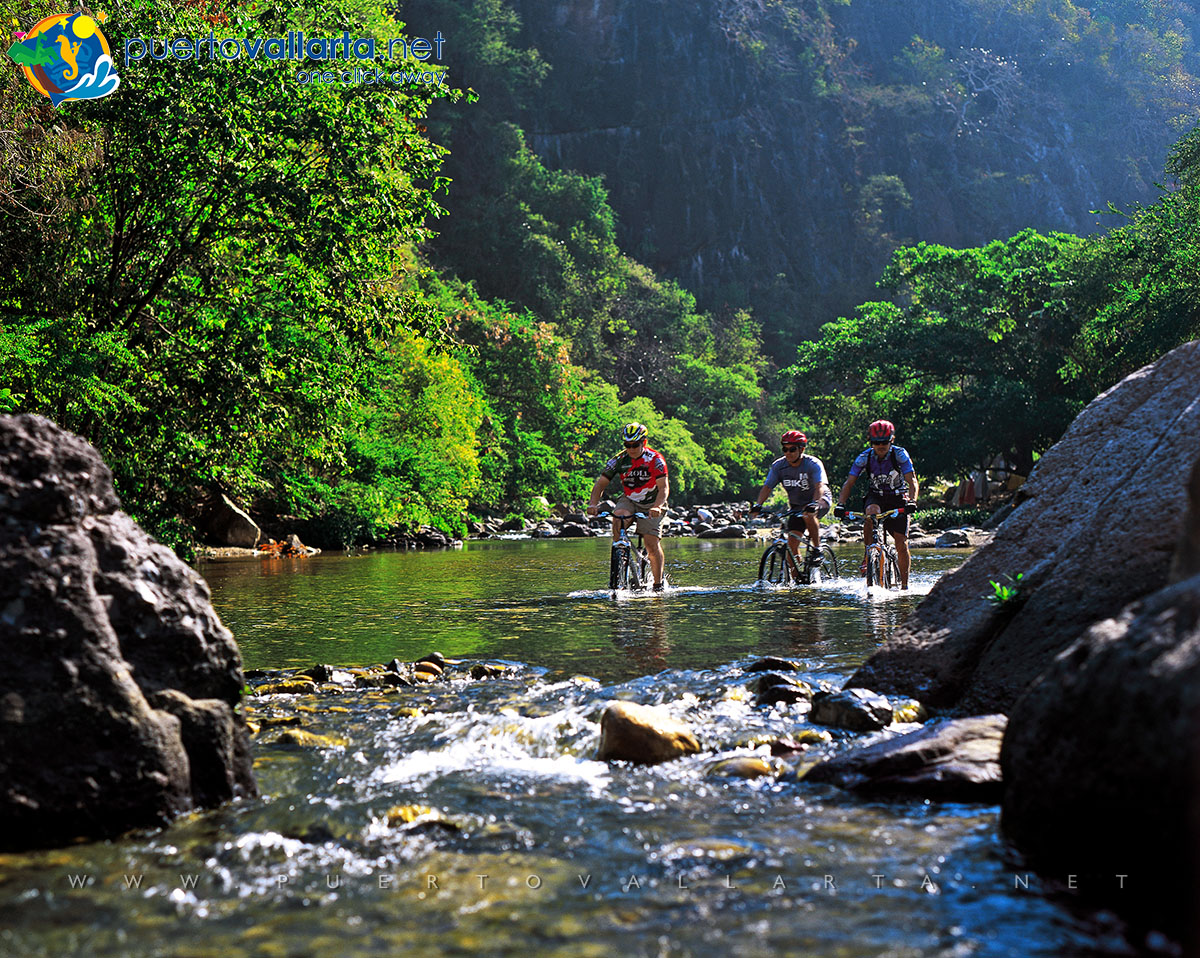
top-left (780, 430), bottom-right (807, 447)
top-left (621, 422), bottom-right (648, 444)
top-left (867, 419), bottom-right (895, 442)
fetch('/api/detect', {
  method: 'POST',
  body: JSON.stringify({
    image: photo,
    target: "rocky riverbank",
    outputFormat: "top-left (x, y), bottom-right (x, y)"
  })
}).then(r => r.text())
top-left (467, 500), bottom-right (994, 550)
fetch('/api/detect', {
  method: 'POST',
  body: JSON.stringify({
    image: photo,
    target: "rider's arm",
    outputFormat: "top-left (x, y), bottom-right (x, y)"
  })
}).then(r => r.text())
top-left (905, 472), bottom-right (919, 502)
top-left (648, 476), bottom-right (669, 516)
top-left (815, 480), bottom-right (832, 506)
top-left (587, 474), bottom-right (610, 514)
top-left (752, 482), bottom-right (773, 510)
top-left (837, 474), bottom-right (857, 506)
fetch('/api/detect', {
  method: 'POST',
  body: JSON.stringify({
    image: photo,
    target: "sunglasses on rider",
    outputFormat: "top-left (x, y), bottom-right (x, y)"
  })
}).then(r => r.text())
top-left (781, 445), bottom-right (801, 453)
top-left (624, 440), bottom-right (643, 448)
top-left (870, 439), bottom-right (892, 446)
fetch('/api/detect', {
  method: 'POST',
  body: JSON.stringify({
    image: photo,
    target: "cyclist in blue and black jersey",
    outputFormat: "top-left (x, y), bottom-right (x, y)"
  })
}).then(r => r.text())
top-left (749, 430), bottom-right (831, 568)
top-left (834, 419), bottom-right (920, 589)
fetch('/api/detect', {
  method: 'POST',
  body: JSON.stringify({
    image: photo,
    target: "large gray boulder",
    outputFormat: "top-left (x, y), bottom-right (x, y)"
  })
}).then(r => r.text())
top-left (1000, 573), bottom-right (1200, 941)
top-left (0, 415), bottom-right (256, 850)
top-left (847, 340), bottom-right (1200, 714)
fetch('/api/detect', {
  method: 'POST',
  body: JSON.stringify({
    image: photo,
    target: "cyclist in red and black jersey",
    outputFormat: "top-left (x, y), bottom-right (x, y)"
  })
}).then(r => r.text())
top-left (586, 422), bottom-right (670, 591)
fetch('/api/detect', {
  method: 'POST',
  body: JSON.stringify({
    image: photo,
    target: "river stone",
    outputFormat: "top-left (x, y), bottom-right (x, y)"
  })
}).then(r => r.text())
top-left (804, 715), bottom-right (1006, 800)
top-left (1000, 572), bottom-right (1200, 940)
top-left (596, 701), bottom-right (701, 765)
top-left (809, 688), bottom-right (893, 731)
top-left (847, 340), bottom-right (1200, 714)
top-left (699, 524), bottom-right (748, 539)
top-left (754, 673), bottom-right (812, 706)
top-left (559, 522), bottom-right (592, 537)
top-left (706, 756), bottom-right (781, 780)
top-left (744, 656), bottom-right (803, 673)
top-left (933, 529), bottom-right (972, 547)
top-left (0, 415), bottom-right (256, 850)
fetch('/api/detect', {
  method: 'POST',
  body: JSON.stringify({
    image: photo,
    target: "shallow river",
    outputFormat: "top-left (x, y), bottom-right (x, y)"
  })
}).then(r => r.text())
top-left (0, 538), bottom-right (1132, 957)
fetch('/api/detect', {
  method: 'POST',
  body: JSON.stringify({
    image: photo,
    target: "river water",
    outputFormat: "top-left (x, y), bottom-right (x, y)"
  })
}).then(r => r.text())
top-left (0, 538), bottom-right (1132, 957)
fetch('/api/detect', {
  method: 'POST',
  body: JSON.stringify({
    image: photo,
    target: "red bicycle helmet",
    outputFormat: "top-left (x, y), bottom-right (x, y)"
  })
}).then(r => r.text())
top-left (780, 430), bottom-right (807, 447)
top-left (867, 419), bottom-right (895, 442)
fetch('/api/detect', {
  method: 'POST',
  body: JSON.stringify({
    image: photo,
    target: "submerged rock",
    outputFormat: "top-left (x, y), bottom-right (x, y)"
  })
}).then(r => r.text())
top-left (596, 701), bottom-right (701, 765)
top-left (706, 756), bottom-right (782, 780)
top-left (809, 688), bottom-right (893, 731)
top-left (804, 715), bottom-right (1006, 800)
top-left (0, 415), bottom-right (256, 850)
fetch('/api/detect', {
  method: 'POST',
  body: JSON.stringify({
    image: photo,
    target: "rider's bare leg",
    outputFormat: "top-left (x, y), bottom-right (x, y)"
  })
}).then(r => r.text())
top-left (894, 532), bottom-right (910, 589)
top-left (644, 533), bottom-right (665, 586)
top-left (611, 509), bottom-right (631, 542)
top-left (803, 512), bottom-right (822, 551)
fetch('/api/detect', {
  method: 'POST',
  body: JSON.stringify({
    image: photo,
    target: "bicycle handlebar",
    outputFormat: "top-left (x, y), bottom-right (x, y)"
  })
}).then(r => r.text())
top-left (843, 508), bottom-right (905, 520)
top-left (596, 510), bottom-right (649, 520)
top-left (755, 504), bottom-right (822, 518)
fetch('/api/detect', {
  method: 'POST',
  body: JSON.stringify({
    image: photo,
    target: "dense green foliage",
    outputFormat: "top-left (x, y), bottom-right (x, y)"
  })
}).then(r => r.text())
top-left (0, 0), bottom-right (767, 551)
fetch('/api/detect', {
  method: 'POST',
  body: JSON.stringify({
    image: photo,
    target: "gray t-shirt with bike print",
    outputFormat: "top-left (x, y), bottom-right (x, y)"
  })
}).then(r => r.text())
top-left (763, 454), bottom-right (830, 507)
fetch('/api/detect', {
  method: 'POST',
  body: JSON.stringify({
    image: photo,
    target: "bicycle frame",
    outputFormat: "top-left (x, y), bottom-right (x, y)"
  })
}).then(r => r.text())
top-left (756, 507), bottom-right (838, 586)
top-left (844, 508), bottom-right (903, 590)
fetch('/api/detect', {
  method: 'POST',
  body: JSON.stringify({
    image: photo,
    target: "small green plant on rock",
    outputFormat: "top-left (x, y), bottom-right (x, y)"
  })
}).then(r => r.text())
top-left (985, 572), bottom-right (1025, 607)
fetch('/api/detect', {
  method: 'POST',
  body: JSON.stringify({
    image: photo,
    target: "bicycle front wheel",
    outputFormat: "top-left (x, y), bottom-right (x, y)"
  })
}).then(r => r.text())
top-left (866, 548), bottom-right (885, 588)
top-left (758, 544), bottom-right (791, 585)
top-left (609, 545), bottom-right (630, 591)
top-left (884, 548), bottom-right (901, 590)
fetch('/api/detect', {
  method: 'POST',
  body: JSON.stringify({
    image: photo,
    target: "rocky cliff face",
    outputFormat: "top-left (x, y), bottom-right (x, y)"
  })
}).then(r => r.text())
top-left (507, 0), bottom-right (1191, 349)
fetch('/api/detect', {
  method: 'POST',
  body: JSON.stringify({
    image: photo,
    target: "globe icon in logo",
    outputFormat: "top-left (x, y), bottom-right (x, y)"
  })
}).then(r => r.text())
top-left (7, 12), bottom-right (120, 106)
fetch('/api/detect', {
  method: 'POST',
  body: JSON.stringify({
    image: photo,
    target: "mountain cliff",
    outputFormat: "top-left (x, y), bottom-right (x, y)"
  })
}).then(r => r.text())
top-left (405, 0), bottom-right (1199, 357)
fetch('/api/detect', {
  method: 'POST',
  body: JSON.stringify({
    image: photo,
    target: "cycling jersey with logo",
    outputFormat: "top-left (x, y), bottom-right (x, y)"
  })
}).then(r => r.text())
top-left (849, 445), bottom-right (915, 500)
top-left (763, 454), bottom-right (830, 507)
top-left (601, 446), bottom-right (668, 503)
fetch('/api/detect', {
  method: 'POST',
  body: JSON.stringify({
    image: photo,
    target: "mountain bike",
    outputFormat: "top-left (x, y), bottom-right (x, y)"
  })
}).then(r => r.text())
top-left (756, 507), bottom-right (839, 586)
top-left (599, 512), bottom-right (651, 592)
top-left (844, 508), bottom-right (903, 590)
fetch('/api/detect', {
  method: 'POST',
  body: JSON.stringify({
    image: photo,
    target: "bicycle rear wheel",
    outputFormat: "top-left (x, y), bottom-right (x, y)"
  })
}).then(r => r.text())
top-left (758, 544), bottom-right (791, 585)
top-left (821, 544), bottom-right (839, 580)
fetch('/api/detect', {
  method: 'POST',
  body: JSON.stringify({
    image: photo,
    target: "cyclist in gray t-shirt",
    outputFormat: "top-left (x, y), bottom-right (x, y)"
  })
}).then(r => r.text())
top-left (749, 430), bottom-right (832, 565)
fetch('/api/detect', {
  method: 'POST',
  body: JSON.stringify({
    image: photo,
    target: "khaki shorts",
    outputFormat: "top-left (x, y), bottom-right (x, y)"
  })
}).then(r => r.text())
top-left (613, 497), bottom-right (664, 537)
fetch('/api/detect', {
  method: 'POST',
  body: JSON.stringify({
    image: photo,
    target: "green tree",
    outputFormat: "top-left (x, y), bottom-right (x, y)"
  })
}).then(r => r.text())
top-left (0, 0), bottom-right (463, 547)
top-left (790, 229), bottom-right (1090, 482)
